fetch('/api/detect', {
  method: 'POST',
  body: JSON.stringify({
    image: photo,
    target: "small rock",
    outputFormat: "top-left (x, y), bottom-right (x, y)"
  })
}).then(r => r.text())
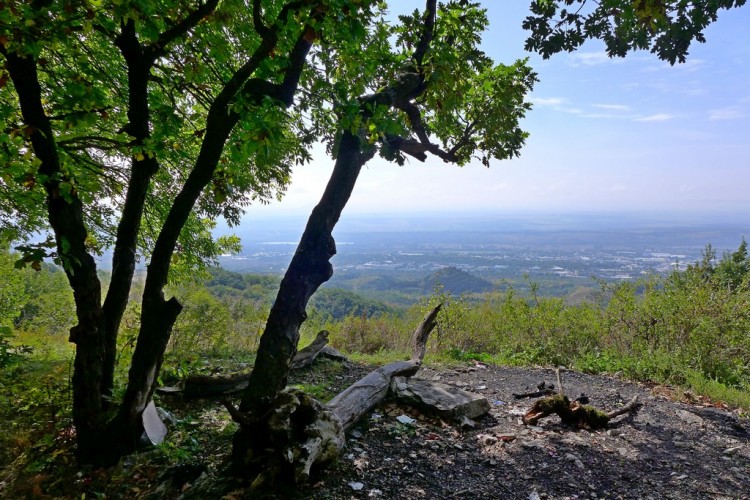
top-left (396, 415), bottom-right (415, 425)
top-left (497, 434), bottom-right (517, 442)
top-left (350, 429), bottom-right (363, 439)
top-left (607, 429), bottom-right (622, 437)
top-left (349, 482), bottom-right (364, 491)
top-left (457, 415), bottom-right (477, 429)
top-left (674, 475), bottom-right (688, 481)
top-left (529, 492), bottom-right (541, 500)
top-left (477, 385), bottom-right (487, 390)
top-left (675, 409), bottom-right (703, 426)
top-left (478, 434), bottom-right (498, 445)
top-left (565, 453), bottom-right (584, 469)
top-left (723, 446), bottom-right (741, 455)
top-left (368, 489), bottom-right (383, 497)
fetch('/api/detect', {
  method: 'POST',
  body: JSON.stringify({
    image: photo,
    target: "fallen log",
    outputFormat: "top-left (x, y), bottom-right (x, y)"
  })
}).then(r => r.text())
top-left (157, 331), bottom-right (343, 398)
top-left (326, 304), bottom-right (442, 431)
top-left (183, 373), bottom-right (251, 398)
top-left (290, 330), bottom-right (331, 369)
top-left (522, 394), bottom-right (641, 429)
top-left (226, 304), bottom-right (442, 485)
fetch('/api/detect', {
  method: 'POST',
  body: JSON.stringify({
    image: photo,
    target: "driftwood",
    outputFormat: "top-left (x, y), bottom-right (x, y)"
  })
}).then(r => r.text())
top-left (522, 394), bottom-right (641, 428)
top-left (513, 381), bottom-right (556, 399)
top-left (290, 330), bottom-right (331, 369)
top-left (327, 304), bottom-right (441, 430)
top-left (318, 345), bottom-right (347, 361)
top-left (226, 304), bottom-right (442, 485)
top-left (522, 368), bottom-right (641, 428)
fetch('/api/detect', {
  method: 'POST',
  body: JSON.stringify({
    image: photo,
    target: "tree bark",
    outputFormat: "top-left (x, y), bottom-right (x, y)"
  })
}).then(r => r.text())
top-left (239, 131), bottom-right (374, 414)
top-left (3, 49), bottom-right (109, 464)
top-left (109, 13), bottom-right (315, 458)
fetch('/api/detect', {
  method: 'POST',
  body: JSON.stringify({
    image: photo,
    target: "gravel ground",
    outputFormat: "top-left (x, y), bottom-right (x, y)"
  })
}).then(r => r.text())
top-left (293, 363), bottom-right (750, 500)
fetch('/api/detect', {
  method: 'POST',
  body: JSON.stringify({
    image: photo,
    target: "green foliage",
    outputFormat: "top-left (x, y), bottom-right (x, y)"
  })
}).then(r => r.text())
top-left (422, 266), bottom-right (494, 295)
top-left (168, 285), bottom-right (260, 363)
top-left (523, 0), bottom-right (747, 64)
top-left (309, 287), bottom-right (393, 321)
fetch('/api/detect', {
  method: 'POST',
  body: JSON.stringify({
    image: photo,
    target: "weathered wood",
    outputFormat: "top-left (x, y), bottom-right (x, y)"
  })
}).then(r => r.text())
top-left (326, 304), bottom-right (442, 431)
top-left (410, 304), bottom-right (442, 362)
top-left (327, 361), bottom-right (421, 431)
top-left (318, 345), bottom-right (347, 361)
top-left (523, 394), bottom-right (641, 428)
top-left (606, 395), bottom-right (641, 419)
top-left (183, 373), bottom-right (251, 398)
top-left (290, 330), bottom-right (330, 369)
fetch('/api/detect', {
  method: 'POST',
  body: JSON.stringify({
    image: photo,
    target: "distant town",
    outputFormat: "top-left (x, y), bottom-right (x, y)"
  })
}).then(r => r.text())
top-left (214, 212), bottom-right (749, 296)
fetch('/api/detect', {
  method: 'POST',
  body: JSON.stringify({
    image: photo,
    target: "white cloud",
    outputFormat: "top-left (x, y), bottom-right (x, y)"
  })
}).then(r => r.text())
top-left (709, 106), bottom-right (746, 121)
top-left (634, 113), bottom-right (673, 122)
top-left (530, 97), bottom-right (566, 106)
top-left (568, 52), bottom-right (619, 66)
top-left (593, 104), bottom-right (631, 111)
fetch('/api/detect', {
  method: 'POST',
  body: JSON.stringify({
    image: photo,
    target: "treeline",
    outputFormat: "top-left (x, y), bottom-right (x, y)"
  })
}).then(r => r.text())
top-left (317, 240), bottom-right (750, 405)
top-left (3, 239), bottom-right (749, 406)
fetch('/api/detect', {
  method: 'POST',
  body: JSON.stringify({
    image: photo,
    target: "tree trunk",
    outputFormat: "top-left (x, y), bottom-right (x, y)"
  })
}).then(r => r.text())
top-left (239, 131), bottom-right (374, 414)
top-left (3, 49), bottom-right (111, 464)
top-left (229, 304), bottom-right (441, 484)
top-left (232, 132), bottom-right (373, 476)
top-left (110, 293), bottom-right (183, 456)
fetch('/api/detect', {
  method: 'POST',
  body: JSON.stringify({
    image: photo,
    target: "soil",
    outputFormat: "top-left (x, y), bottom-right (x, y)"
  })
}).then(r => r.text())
top-left (3, 360), bottom-right (749, 499)
top-left (286, 363), bottom-right (750, 500)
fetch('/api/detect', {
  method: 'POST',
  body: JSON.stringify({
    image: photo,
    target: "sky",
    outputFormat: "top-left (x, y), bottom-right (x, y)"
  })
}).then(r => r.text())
top-left (243, 1), bottom-right (750, 220)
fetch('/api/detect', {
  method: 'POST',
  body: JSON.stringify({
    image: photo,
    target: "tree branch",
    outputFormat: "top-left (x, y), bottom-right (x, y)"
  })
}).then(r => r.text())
top-left (252, 0), bottom-right (270, 37)
top-left (148, 0), bottom-right (221, 61)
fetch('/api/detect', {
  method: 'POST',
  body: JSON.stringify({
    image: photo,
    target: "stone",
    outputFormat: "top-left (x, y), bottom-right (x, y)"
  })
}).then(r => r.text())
top-left (390, 377), bottom-right (491, 421)
top-left (675, 409), bottom-right (704, 426)
top-left (349, 482), bottom-right (364, 491)
top-left (396, 415), bottom-right (416, 425)
top-left (565, 453), bottom-right (585, 469)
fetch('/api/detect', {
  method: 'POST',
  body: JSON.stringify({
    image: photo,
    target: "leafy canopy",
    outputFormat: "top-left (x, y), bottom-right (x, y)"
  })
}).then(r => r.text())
top-left (523, 0), bottom-right (747, 64)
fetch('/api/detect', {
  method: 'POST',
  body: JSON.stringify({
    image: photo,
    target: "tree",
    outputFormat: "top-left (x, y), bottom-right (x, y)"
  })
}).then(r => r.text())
top-left (0, 0), bottom-right (532, 466)
top-left (229, 1), bottom-right (534, 476)
top-left (1, 0), bottom-right (744, 471)
top-left (523, 0), bottom-right (746, 64)
top-left (0, 0), bottom-right (372, 465)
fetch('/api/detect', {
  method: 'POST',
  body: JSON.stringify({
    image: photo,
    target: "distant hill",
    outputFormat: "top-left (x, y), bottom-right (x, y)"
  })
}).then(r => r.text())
top-left (309, 288), bottom-right (393, 320)
top-left (421, 266), bottom-right (494, 295)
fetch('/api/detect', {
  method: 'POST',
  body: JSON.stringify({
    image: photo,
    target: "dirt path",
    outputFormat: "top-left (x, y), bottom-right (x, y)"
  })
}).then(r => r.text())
top-left (297, 364), bottom-right (750, 500)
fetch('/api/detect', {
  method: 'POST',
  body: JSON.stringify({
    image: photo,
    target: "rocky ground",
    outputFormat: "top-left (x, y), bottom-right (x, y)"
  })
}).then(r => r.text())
top-left (3, 360), bottom-right (748, 499)
top-left (289, 363), bottom-right (750, 500)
